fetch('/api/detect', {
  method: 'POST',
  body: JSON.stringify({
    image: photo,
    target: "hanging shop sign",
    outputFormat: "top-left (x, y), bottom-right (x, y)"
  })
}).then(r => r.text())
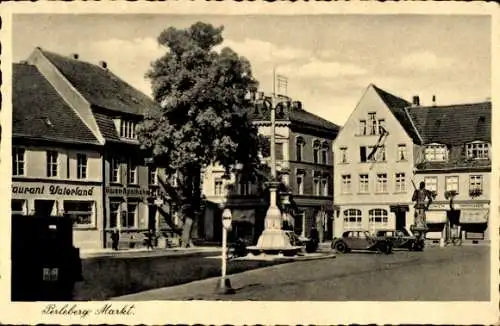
top-left (105, 186), bottom-right (151, 197)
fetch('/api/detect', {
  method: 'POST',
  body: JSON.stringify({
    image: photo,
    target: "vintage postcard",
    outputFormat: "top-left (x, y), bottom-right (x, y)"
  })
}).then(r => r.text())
top-left (0, 1), bottom-right (499, 325)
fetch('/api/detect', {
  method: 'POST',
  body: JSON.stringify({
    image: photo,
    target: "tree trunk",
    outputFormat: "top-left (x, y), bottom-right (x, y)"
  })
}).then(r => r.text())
top-left (180, 165), bottom-right (202, 248)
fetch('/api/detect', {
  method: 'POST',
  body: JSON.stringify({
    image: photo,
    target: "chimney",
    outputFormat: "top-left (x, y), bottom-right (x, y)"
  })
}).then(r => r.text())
top-left (432, 95), bottom-right (436, 106)
top-left (99, 61), bottom-right (108, 69)
top-left (412, 95), bottom-right (420, 107)
top-left (72, 53), bottom-right (79, 60)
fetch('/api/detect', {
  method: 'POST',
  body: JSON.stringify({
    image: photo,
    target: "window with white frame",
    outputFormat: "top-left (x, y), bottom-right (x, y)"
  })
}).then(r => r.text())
top-left (128, 159), bottom-right (137, 184)
top-left (123, 203), bottom-right (138, 228)
top-left (296, 173), bottom-right (304, 195)
top-left (119, 120), bottom-right (137, 139)
top-left (445, 176), bottom-right (459, 192)
top-left (359, 174), bottom-right (369, 193)
top-left (425, 143), bottom-right (448, 161)
top-left (46, 151), bottom-right (58, 177)
top-left (424, 176), bottom-right (438, 192)
top-left (343, 209), bottom-right (362, 228)
top-left (341, 175), bottom-right (351, 194)
top-left (13, 147), bottom-right (25, 176)
top-left (359, 120), bottom-right (367, 136)
top-left (109, 202), bottom-right (120, 228)
top-left (339, 147), bottom-right (348, 164)
top-left (149, 167), bottom-right (158, 185)
top-left (397, 144), bottom-right (407, 161)
top-left (321, 142), bottom-right (329, 164)
top-left (296, 137), bottom-right (305, 162)
top-left (376, 173), bottom-right (388, 193)
top-left (369, 208), bottom-right (388, 224)
top-left (466, 142), bottom-right (490, 160)
top-left (469, 175), bottom-right (483, 191)
top-left (322, 176), bottom-right (329, 196)
top-left (77, 154), bottom-right (88, 179)
top-left (111, 157), bottom-right (122, 183)
top-left (64, 201), bottom-right (94, 226)
top-left (395, 173), bottom-right (406, 192)
top-left (214, 178), bottom-right (223, 196)
top-left (313, 140), bottom-right (320, 164)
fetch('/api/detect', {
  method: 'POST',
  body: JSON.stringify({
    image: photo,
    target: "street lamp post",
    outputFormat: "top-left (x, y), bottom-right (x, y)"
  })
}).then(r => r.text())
top-left (217, 205), bottom-right (235, 294)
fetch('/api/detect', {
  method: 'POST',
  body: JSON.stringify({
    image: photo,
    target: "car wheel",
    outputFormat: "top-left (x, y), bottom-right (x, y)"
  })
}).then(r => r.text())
top-left (335, 241), bottom-right (348, 253)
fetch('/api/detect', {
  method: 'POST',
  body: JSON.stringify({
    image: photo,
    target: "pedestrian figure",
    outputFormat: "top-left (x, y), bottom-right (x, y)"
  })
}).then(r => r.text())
top-left (111, 228), bottom-right (120, 251)
top-left (411, 181), bottom-right (433, 239)
top-left (145, 229), bottom-right (155, 250)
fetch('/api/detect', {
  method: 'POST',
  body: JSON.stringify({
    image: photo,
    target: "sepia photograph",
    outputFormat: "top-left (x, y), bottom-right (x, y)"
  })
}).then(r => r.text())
top-left (1, 3), bottom-right (498, 325)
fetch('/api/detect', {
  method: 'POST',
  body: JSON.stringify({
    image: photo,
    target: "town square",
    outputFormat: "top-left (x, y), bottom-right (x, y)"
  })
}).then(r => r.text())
top-left (6, 10), bottom-right (495, 322)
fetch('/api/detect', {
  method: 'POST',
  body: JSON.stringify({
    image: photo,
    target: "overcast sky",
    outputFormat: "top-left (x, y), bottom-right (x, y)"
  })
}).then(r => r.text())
top-left (13, 14), bottom-right (491, 125)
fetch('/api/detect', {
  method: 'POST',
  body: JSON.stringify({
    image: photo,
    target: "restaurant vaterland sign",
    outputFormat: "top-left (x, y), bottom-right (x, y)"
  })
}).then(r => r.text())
top-left (12, 182), bottom-right (96, 197)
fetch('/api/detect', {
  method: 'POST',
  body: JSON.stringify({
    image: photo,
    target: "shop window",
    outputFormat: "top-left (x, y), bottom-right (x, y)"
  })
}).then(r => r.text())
top-left (11, 199), bottom-right (26, 215)
top-left (13, 147), bottom-right (25, 176)
top-left (64, 201), bottom-right (94, 226)
top-left (368, 208), bottom-right (388, 224)
top-left (123, 203), bottom-right (138, 228)
top-left (46, 151), bottom-right (58, 177)
top-left (344, 209), bottom-right (362, 228)
top-left (77, 154), bottom-right (87, 179)
top-left (109, 202), bottom-right (120, 228)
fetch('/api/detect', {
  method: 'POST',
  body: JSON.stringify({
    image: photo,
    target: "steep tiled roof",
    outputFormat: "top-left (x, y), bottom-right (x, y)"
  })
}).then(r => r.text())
top-left (93, 111), bottom-right (120, 141)
top-left (372, 85), bottom-right (422, 145)
top-left (13, 63), bottom-right (99, 145)
top-left (40, 49), bottom-right (160, 116)
top-left (407, 102), bottom-right (491, 146)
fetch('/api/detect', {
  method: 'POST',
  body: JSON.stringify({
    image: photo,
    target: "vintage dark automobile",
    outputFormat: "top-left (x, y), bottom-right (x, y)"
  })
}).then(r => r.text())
top-left (331, 230), bottom-right (393, 254)
top-left (376, 227), bottom-right (424, 251)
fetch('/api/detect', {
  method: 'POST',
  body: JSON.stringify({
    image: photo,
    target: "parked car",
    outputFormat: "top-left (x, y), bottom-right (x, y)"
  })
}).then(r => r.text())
top-left (376, 227), bottom-right (424, 251)
top-left (331, 230), bottom-right (393, 254)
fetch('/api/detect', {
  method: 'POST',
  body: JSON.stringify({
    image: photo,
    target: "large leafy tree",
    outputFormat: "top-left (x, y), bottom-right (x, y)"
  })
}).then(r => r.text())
top-left (137, 22), bottom-right (267, 247)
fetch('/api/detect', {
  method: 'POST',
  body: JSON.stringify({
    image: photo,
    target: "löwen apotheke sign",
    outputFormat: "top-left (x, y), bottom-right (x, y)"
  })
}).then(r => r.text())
top-left (105, 186), bottom-right (151, 197)
top-left (12, 183), bottom-right (95, 196)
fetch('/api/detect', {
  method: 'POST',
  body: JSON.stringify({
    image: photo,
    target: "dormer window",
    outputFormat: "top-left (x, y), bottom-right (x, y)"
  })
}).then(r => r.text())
top-left (114, 118), bottom-right (137, 139)
top-left (466, 141), bottom-right (489, 160)
top-left (425, 143), bottom-right (448, 162)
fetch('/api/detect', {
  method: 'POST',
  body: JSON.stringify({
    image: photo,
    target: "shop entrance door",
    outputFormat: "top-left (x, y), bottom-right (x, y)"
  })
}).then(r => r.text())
top-left (148, 204), bottom-right (157, 231)
top-left (395, 210), bottom-right (406, 231)
top-left (34, 200), bottom-right (55, 216)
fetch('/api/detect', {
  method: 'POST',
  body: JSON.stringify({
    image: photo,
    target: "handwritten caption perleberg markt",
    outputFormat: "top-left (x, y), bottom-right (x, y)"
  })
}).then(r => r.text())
top-left (42, 303), bottom-right (135, 318)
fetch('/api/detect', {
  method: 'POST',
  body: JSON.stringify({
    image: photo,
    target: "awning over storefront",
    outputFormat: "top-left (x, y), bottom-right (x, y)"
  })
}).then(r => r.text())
top-left (426, 210), bottom-right (447, 224)
top-left (460, 209), bottom-right (488, 224)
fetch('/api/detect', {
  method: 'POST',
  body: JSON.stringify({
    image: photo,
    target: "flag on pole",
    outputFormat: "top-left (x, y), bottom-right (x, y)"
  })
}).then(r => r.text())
top-left (367, 126), bottom-right (389, 161)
